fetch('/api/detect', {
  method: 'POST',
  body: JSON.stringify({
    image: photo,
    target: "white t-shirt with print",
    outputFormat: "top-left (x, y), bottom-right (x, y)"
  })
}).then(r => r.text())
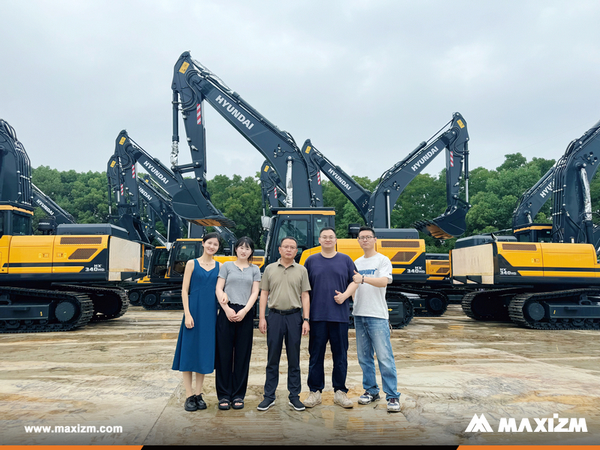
top-left (353, 252), bottom-right (393, 320)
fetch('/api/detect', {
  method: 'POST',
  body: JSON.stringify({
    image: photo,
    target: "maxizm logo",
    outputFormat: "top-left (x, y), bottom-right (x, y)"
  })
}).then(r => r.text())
top-left (411, 145), bottom-right (441, 172)
top-left (214, 95), bottom-right (255, 130)
top-left (465, 413), bottom-right (587, 433)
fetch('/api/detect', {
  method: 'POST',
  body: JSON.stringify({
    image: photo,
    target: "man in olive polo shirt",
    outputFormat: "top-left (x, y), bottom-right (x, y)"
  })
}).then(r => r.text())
top-left (258, 236), bottom-right (311, 411)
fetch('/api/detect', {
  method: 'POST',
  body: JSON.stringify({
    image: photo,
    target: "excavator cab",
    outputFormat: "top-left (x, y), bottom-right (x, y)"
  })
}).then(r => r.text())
top-left (265, 208), bottom-right (335, 263)
top-left (167, 240), bottom-right (203, 278)
top-left (0, 204), bottom-right (34, 274)
top-left (513, 224), bottom-right (553, 243)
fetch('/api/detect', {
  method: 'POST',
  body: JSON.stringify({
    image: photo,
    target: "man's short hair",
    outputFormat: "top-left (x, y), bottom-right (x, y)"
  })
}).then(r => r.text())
top-left (319, 227), bottom-right (336, 236)
top-left (279, 236), bottom-right (298, 247)
top-left (358, 226), bottom-right (376, 237)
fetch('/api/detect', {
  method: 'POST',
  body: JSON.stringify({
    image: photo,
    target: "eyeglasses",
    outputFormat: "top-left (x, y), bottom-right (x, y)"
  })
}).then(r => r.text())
top-left (357, 236), bottom-right (375, 241)
top-left (281, 245), bottom-right (297, 250)
top-left (320, 236), bottom-right (336, 241)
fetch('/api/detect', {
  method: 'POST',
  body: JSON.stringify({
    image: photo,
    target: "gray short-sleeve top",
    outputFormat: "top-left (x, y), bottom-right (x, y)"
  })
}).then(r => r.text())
top-left (218, 261), bottom-right (262, 306)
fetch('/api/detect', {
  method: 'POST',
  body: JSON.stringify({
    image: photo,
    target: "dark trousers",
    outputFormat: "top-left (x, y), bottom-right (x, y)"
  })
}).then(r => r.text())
top-left (215, 303), bottom-right (254, 401)
top-left (307, 321), bottom-right (349, 393)
top-left (264, 310), bottom-right (302, 401)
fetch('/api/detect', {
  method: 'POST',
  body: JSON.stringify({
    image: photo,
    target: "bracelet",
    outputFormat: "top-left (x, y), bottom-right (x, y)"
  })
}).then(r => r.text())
top-left (362, 275), bottom-right (364, 284)
top-left (303, 318), bottom-right (309, 322)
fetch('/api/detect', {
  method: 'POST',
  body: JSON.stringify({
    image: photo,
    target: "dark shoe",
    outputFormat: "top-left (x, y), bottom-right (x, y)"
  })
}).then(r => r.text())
top-left (195, 394), bottom-right (207, 410)
top-left (358, 391), bottom-right (380, 405)
top-left (257, 398), bottom-right (275, 411)
top-left (232, 398), bottom-right (244, 410)
top-left (288, 397), bottom-right (305, 411)
top-left (184, 395), bottom-right (198, 411)
top-left (218, 399), bottom-right (231, 410)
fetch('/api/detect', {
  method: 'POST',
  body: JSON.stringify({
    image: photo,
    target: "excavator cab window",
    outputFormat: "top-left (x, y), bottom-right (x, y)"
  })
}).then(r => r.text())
top-left (12, 212), bottom-right (31, 236)
top-left (149, 248), bottom-right (170, 279)
top-left (313, 217), bottom-right (331, 246)
top-left (171, 243), bottom-right (200, 275)
top-left (515, 225), bottom-right (553, 243)
top-left (277, 219), bottom-right (309, 261)
top-left (0, 212), bottom-right (4, 237)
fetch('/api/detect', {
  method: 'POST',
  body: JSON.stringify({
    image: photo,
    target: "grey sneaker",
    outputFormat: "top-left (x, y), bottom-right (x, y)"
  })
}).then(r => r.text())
top-left (387, 397), bottom-right (400, 412)
top-left (358, 391), bottom-right (380, 405)
top-left (334, 390), bottom-right (354, 409)
top-left (304, 391), bottom-right (321, 408)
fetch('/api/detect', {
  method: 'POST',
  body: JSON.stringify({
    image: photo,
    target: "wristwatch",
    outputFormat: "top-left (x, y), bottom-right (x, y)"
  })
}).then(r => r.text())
top-left (303, 318), bottom-right (309, 322)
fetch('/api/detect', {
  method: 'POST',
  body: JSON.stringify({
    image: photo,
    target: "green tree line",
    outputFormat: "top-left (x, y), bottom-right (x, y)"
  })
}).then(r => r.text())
top-left (32, 153), bottom-right (600, 252)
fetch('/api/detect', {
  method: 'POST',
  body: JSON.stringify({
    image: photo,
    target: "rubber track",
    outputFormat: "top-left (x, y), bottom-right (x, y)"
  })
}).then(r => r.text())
top-left (55, 284), bottom-right (129, 321)
top-left (0, 286), bottom-right (94, 333)
top-left (509, 289), bottom-right (600, 330)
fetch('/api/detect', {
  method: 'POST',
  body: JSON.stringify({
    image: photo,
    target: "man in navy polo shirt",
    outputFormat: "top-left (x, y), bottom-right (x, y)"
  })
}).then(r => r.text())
top-left (303, 227), bottom-right (358, 409)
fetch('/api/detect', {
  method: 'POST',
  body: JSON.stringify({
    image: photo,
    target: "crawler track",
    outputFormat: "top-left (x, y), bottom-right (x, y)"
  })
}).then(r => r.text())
top-left (461, 289), bottom-right (516, 322)
top-left (140, 288), bottom-right (183, 311)
top-left (55, 284), bottom-right (129, 321)
top-left (387, 289), bottom-right (415, 329)
top-left (509, 289), bottom-right (600, 330)
top-left (0, 286), bottom-right (94, 333)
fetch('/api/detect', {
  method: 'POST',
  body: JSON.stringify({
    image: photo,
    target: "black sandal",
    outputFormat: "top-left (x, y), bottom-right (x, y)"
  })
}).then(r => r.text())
top-left (232, 398), bottom-right (244, 410)
top-left (218, 399), bottom-right (231, 410)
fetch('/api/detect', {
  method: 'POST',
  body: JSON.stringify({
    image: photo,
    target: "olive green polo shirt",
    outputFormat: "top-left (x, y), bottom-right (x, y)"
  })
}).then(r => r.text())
top-left (260, 259), bottom-right (311, 310)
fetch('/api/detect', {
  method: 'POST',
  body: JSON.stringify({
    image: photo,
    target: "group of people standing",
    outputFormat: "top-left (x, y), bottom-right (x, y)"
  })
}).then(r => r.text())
top-left (171, 226), bottom-right (401, 414)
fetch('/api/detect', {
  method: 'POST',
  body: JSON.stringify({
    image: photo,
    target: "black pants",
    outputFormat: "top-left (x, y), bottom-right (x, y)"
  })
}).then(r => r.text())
top-left (263, 310), bottom-right (302, 401)
top-left (215, 303), bottom-right (254, 401)
top-left (307, 321), bottom-right (349, 393)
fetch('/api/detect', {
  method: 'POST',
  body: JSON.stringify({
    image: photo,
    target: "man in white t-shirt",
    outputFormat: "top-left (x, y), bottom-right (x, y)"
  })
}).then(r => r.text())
top-left (352, 226), bottom-right (401, 412)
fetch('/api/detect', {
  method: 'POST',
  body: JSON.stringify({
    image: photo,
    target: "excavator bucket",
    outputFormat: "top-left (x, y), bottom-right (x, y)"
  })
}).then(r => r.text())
top-left (413, 205), bottom-right (468, 239)
top-left (172, 179), bottom-right (236, 228)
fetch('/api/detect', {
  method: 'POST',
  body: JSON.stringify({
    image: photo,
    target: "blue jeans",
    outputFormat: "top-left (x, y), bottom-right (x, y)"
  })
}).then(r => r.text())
top-left (354, 315), bottom-right (400, 400)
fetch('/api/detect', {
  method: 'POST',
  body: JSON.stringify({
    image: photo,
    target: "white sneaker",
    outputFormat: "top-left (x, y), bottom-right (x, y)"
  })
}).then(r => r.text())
top-left (334, 390), bottom-right (354, 409)
top-left (387, 397), bottom-right (400, 412)
top-left (303, 391), bottom-right (321, 408)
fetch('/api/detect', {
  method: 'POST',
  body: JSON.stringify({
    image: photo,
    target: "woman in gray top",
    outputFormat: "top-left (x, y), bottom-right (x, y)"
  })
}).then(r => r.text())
top-left (215, 236), bottom-right (261, 410)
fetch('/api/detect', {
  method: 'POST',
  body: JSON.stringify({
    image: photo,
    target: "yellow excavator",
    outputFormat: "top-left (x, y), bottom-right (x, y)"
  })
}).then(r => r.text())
top-left (0, 119), bottom-right (142, 333)
top-left (451, 119), bottom-right (600, 329)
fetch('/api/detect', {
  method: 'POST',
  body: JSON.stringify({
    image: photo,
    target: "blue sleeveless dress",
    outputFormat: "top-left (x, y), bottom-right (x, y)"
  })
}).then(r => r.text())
top-left (172, 260), bottom-right (219, 374)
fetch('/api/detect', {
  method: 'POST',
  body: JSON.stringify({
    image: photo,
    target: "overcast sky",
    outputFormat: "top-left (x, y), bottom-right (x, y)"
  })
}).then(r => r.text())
top-left (3, 0), bottom-right (600, 185)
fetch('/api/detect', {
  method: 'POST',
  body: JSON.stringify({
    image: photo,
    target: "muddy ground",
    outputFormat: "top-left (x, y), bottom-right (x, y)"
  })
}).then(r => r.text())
top-left (1, 304), bottom-right (599, 446)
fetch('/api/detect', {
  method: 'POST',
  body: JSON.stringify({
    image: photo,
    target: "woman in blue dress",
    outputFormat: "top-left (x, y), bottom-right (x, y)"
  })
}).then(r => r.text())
top-left (172, 232), bottom-right (221, 411)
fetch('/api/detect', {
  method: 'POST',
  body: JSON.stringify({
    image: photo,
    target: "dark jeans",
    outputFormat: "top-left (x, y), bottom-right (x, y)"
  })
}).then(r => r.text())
top-left (307, 321), bottom-right (349, 393)
top-left (263, 310), bottom-right (302, 401)
top-left (215, 303), bottom-right (254, 401)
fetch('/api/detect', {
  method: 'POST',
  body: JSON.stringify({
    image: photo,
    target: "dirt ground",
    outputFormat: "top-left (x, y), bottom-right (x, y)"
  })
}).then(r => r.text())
top-left (1, 304), bottom-right (599, 446)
